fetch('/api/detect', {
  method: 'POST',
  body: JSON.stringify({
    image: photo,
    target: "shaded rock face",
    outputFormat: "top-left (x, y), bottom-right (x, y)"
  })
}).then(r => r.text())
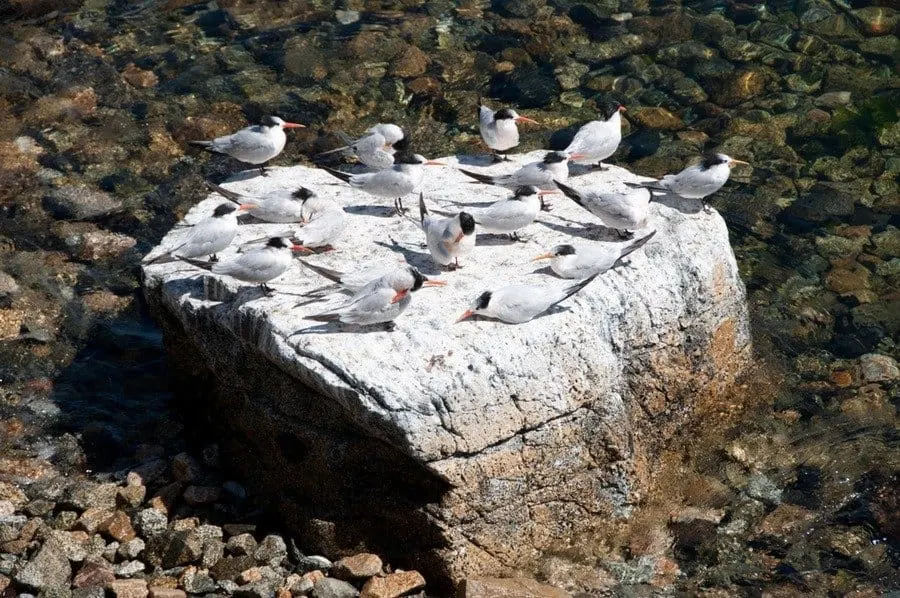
top-left (142, 151), bottom-right (751, 589)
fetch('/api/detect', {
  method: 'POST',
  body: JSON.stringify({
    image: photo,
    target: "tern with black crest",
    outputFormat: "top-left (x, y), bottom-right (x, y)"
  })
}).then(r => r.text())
top-left (457, 274), bottom-right (599, 324)
top-left (178, 236), bottom-right (308, 293)
top-left (626, 153), bottom-right (749, 210)
top-left (532, 231), bottom-right (656, 279)
top-left (555, 179), bottom-right (652, 238)
top-left (208, 183), bottom-right (331, 224)
top-left (478, 103), bottom-right (538, 162)
top-left (458, 151), bottom-right (577, 191)
top-left (419, 193), bottom-right (476, 269)
top-left (564, 98), bottom-right (626, 168)
top-left (458, 185), bottom-right (553, 241)
top-left (305, 266), bottom-right (446, 329)
top-left (145, 202), bottom-right (254, 264)
top-left (317, 123), bottom-right (407, 170)
top-left (322, 153), bottom-right (444, 214)
top-left (189, 116), bottom-right (305, 175)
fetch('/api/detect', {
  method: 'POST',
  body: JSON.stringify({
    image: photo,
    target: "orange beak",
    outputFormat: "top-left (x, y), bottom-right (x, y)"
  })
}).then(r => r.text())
top-left (390, 289), bottom-right (409, 304)
top-left (456, 309), bottom-right (474, 323)
top-left (532, 252), bottom-right (555, 261)
top-left (282, 122), bottom-right (305, 129)
top-left (453, 231), bottom-right (465, 243)
top-left (618, 105), bottom-right (627, 112)
top-left (423, 279), bottom-right (446, 288)
top-left (425, 160), bottom-right (445, 166)
top-left (291, 244), bottom-right (313, 253)
top-left (568, 153), bottom-right (586, 160)
top-left (515, 116), bottom-right (538, 124)
top-left (238, 203), bottom-right (257, 211)
top-left (538, 189), bottom-right (559, 197)
top-left (729, 159), bottom-right (750, 166)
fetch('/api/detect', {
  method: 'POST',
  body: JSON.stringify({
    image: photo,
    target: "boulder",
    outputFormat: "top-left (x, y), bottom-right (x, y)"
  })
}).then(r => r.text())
top-left (142, 151), bottom-right (751, 590)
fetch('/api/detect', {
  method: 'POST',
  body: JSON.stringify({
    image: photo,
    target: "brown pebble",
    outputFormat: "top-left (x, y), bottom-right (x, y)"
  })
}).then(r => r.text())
top-left (361, 570), bottom-right (426, 598)
top-left (122, 63), bottom-right (159, 88)
top-left (99, 510), bottom-right (136, 542)
top-left (149, 588), bottom-right (187, 598)
top-left (73, 558), bottom-right (116, 589)
top-left (333, 553), bottom-right (383, 579)
top-left (110, 578), bottom-right (149, 598)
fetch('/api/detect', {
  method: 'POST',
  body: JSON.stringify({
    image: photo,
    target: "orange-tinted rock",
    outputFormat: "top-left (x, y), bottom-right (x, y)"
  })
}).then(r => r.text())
top-left (361, 570), bottom-right (426, 598)
top-left (457, 577), bottom-right (570, 598)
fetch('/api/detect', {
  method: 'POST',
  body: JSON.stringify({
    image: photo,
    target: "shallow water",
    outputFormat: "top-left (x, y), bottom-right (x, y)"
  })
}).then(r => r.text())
top-left (0, 0), bottom-right (897, 594)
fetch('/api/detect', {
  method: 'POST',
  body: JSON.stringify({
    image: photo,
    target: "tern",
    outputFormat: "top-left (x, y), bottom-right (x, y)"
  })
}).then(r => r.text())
top-left (419, 193), bottom-right (475, 270)
top-left (317, 123), bottom-right (407, 170)
top-left (555, 179), bottom-right (652, 238)
top-left (305, 266), bottom-right (445, 330)
top-left (532, 231), bottom-right (656, 279)
top-left (189, 116), bottom-right (305, 175)
top-left (563, 99), bottom-right (626, 168)
top-left (456, 274), bottom-right (599, 324)
top-left (478, 104), bottom-right (538, 162)
top-left (179, 236), bottom-right (307, 293)
top-left (455, 185), bottom-right (553, 241)
top-left (322, 153), bottom-right (444, 214)
top-left (626, 153), bottom-right (749, 209)
top-left (458, 151), bottom-right (576, 191)
top-left (145, 202), bottom-right (254, 264)
top-left (208, 183), bottom-right (331, 224)
top-left (300, 259), bottom-right (406, 296)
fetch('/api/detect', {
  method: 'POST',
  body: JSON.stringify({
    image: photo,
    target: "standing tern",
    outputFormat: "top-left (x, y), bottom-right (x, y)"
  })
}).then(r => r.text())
top-left (532, 231), bottom-right (656, 279)
top-left (459, 185), bottom-right (554, 241)
top-left (322, 153), bottom-right (444, 214)
top-left (419, 193), bottom-right (475, 270)
top-left (317, 123), bottom-right (407, 170)
top-left (179, 236), bottom-right (307, 293)
top-left (208, 183), bottom-right (331, 224)
top-left (145, 202), bottom-right (254, 264)
top-left (458, 151), bottom-right (578, 191)
top-left (564, 99), bottom-right (626, 168)
top-left (626, 153), bottom-right (749, 209)
top-left (456, 274), bottom-right (599, 324)
top-left (189, 116), bottom-right (305, 175)
top-left (478, 104), bottom-right (538, 162)
top-left (555, 179), bottom-right (652, 238)
top-left (305, 266), bottom-right (446, 330)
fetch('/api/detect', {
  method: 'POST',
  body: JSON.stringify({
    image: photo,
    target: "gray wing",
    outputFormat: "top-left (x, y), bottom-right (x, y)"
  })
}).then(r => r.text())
top-left (211, 126), bottom-right (268, 154)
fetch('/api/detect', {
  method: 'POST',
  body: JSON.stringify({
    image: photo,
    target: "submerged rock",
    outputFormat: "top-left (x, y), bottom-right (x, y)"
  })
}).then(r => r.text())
top-left (143, 152), bottom-right (751, 588)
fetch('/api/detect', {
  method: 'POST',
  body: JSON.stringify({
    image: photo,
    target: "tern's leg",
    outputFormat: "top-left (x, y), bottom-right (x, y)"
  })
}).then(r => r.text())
top-left (615, 229), bottom-right (634, 240)
top-left (702, 200), bottom-right (713, 213)
top-left (383, 321), bottom-right (396, 332)
top-left (593, 161), bottom-right (609, 171)
top-left (491, 152), bottom-right (511, 163)
top-left (258, 166), bottom-right (269, 177)
top-left (260, 283), bottom-right (275, 295)
top-left (209, 254), bottom-right (218, 262)
top-left (394, 197), bottom-right (407, 215)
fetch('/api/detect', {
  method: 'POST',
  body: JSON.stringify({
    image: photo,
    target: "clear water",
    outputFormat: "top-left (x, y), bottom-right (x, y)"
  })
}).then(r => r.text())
top-left (0, 0), bottom-right (897, 594)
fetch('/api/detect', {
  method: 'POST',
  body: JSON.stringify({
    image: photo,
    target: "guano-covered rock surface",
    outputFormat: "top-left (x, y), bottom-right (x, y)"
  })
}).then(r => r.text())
top-left (142, 150), bottom-right (752, 587)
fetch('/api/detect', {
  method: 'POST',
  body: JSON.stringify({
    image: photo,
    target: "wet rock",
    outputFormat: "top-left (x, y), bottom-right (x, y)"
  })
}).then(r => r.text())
top-left (746, 473), bottom-right (783, 506)
top-left (872, 227), bottom-right (900, 258)
top-left (457, 577), bottom-right (570, 597)
top-left (253, 534), bottom-right (287, 566)
top-left (333, 553), bottom-right (382, 579)
top-left (133, 508), bottom-right (168, 538)
top-left (14, 541), bottom-right (71, 591)
top-left (851, 7), bottom-right (898, 36)
top-left (781, 182), bottom-right (855, 226)
top-left (859, 353), bottom-right (899, 382)
top-left (43, 186), bottom-right (123, 221)
top-left (182, 485), bottom-right (221, 505)
top-left (109, 579), bottom-right (148, 598)
top-left (171, 453), bottom-right (201, 483)
top-left (825, 267), bottom-right (870, 295)
top-left (710, 69), bottom-right (768, 106)
top-left (389, 45), bottom-right (428, 78)
top-left (66, 229), bottom-right (137, 261)
top-left (878, 120), bottom-right (900, 148)
top-left (489, 65), bottom-right (559, 108)
top-left (630, 107), bottom-right (683, 130)
top-left (669, 507), bottom-right (724, 549)
top-left (122, 63), bottom-right (158, 88)
top-left (756, 504), bottom-right (816, 539)
top-left (312, 578), bottom-right (359, 598)
top-left (360, 570), bottom-right (426, 598)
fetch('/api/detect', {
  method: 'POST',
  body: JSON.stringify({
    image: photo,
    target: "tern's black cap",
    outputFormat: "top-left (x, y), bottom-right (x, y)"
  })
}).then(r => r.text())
top-left (543, 152), bottom-right (568, 164)
top-left (555, 244), bottom-right (576, 256)
top-left (475, 291), bottom-right (492, 310)
top-left (391, 135), bottom-right (410, 151)
top-left (410, 268), bottom-right (426, 292)
top-left (266, 237), bottom-right (290, 248)
top-left (494, 108), bottom-right (516, 120)
top-left (292, 187), bottom-right (315, 201)
top-left (597, 98), bottom-right (623, 120)
top-left (212, 203), bottom-right (238, 217)
top-left (395, 153), bottom-right (424, 165)
top-left (260, 115), bottom-right (281, 127)
top-left (513, 185), bottom-right (539, 198)
top-left (701, 153), bottom-right (729, 169)
top-left (459, 212), bottom-right (476, 235)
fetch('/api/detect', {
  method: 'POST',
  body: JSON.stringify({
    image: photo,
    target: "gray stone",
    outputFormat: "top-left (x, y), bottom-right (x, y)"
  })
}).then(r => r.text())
top-left (209, 555), bottom-right (256, 581)
top-left (226, 533), bottom-right (256, 556)
top-left (860, 353), bottom-right (899, 383)
top-left (181, 567), bottom-right (217, 593)
top-left (253, 534), bottom-right (287, 566)
top-left (14, 541), bottom-right (72, 590)
top-left (746, 473), bottom-right (783, 506)
top-left (73, 588), bottom-right (105, 598)
top-left (133, 508), bottom-right (168, 538)
top-left (118, 537), bottom-right (146, 560)
top-left (0, 514), bottom-right (27, 542)
top-left (142, 152), bottom-right (752, 587)
top-left (234, 580), bottom-right (279, 598)
top-left (47, 530), bottom-right (89, 561)
top-left (43, 185), bottom-right (123, 221)
top-left (201, 538), bottom-right (224, 568)
top-left (114, 560), bottom-right (145, 577)
top-left (312, 578), bottom-right (359, 598)
top-left (296, 555), bottom-right (333, 574)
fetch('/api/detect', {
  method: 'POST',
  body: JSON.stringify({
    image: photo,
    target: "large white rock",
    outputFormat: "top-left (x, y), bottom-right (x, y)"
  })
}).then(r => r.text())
top-left (142, 151), bottom-right (751, 589)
